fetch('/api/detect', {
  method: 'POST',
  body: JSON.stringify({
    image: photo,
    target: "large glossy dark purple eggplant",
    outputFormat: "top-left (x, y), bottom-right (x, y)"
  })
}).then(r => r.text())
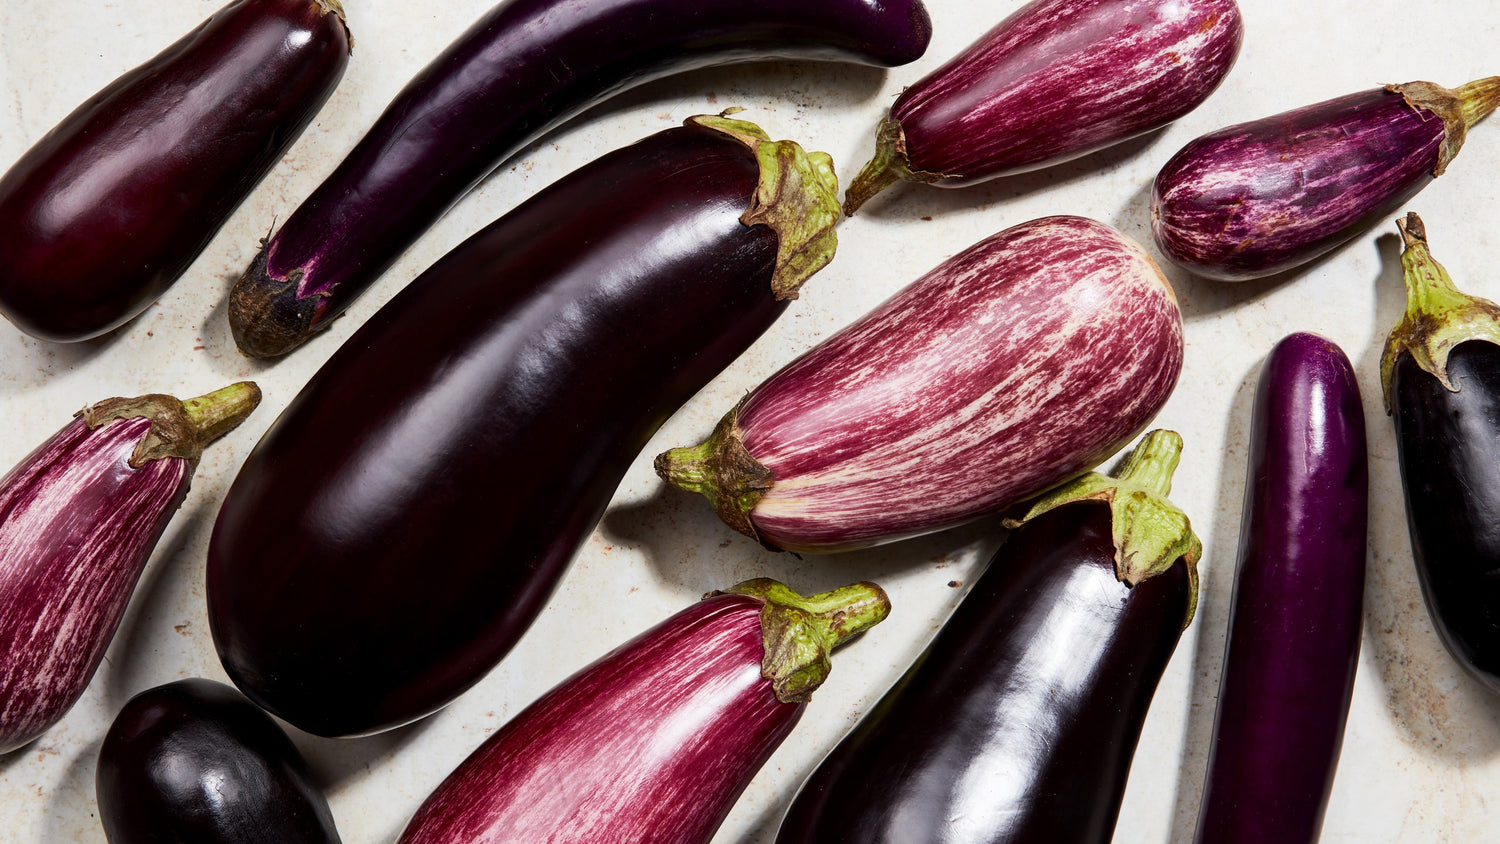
top-left (0, 0), bottom-right (350, 342)
top-left (1383, 212), bottom-right (1500, 693)
top-left (207, 115), bottom-right (840, 738)
top-left (775, 430), bottom-right (1200, 844)
top-left (226, 0), bottom-right (932, 358)
top-left (1152, 77), bottom-right (1500, 281)
top-left (97, 678), bottom-right (341, 843)
top-left (1194, 333), bottom-right (1367, 844)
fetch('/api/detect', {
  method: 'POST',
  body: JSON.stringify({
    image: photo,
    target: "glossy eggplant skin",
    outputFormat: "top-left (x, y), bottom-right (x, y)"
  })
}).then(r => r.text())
top-left (0, 0), bottom-right (350, 341)
top-left (97, 678), bottom-right (340, 844)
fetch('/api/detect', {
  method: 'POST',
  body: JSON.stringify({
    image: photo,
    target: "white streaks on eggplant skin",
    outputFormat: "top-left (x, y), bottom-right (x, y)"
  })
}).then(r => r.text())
top-left (739, 216), bottom-right (1183, 553)
top-left (398, 594), bottom-right (799, 844)
top-left (0, 416), bottom-right (188, 755)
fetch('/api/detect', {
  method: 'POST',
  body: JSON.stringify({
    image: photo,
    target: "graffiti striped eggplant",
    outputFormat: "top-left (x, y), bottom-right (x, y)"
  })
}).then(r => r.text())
top-left (397, 579), bottom-right (887, 844)
top-left (1152, 77), bottom-right (1500, 281)
top-left (226, 0), bottom-right (932, 358)
top-left (0, 0), bottom-right (350, 342)
top-left (0, 383), bottom-right (261, 755)
top-left (655, 215), bottom-right (1183, 553)
top-left (841, 0), bottom-right (1243, 214)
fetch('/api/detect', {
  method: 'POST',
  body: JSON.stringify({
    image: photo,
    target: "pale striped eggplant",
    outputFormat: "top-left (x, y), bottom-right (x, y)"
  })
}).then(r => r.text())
top-left (843, 0), bottom-right (1243, 214)
top-left (1152, 76), bottom-right (1500, 281)
top-left (655, 215), bottom-right (1183, 553)
top-left (0, 383), bottom-right (260, 755)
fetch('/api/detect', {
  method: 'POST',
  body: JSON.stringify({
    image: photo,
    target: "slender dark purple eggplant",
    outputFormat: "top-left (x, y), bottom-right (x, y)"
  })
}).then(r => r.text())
top-left (841, 0), bottom-right (1243, 214)
top-left (97, 678), bottom-right (340, 844)
top-left (0, 0), bottom-right (350, 342)
top-left (1383, 212), bottom-right (1500, 693)
top-left (398, 579), bottom-right (888, 844)
top-left (208, 115), bottom-right (840, 738)
top-left (775, 430), bottom-right (1200, 844)
top-left (0, 383), bottom-right (261, 755)
top-left (1152, 77), bottom-right (1500, 281)
top-left (226, 0), bottom-right (932, 358)
top-left (655, 215), bottom-right (1183, 553)
top-left (1194, 333), bottom-right (1367, 844)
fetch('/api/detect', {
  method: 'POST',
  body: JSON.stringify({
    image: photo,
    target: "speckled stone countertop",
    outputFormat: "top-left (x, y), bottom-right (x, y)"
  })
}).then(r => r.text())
top-left (2, 0), bottom-right (1499, 841)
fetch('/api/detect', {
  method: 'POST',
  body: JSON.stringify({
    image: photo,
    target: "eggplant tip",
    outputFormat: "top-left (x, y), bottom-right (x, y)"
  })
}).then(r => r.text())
top-left (227, 256), bottom-right (322, 358)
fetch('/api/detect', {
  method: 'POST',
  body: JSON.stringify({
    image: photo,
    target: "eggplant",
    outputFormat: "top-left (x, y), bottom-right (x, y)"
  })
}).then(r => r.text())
top-left (1152, 77), bottom-right (1500, 281)
top-left (207, 115), bottom-right (840, 737)
top-left (655, 215), bottom-right (1183, 553)
top-left (775, 430), bottom-right (1200, 844)
top-left (1194, 333), bottom-right (1367, 844)
top-left (1382, 212), bottom-right (1500, 692)
top-left (97, 678), bottom-right (340, 843)
top-left (0, 383), bottom-right (261, 755)
top-left (842, 0), bottom-right (1243, 214)
top-left (0, 0), bottom-right (350, 342)
top-left (397, 578), bottom-right (889, 844)
top-left (226, 0), bottom-right (932, 358)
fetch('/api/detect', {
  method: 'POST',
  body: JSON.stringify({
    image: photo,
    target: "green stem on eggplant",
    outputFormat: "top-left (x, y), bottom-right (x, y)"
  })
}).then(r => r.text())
top-left (1391, 77), bottom-right (1500, 174)
top-left (81, 382), bottom-right (263, 469)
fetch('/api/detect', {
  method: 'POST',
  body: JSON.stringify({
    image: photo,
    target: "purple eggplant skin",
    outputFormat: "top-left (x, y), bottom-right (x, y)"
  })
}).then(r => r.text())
top-left (1193, 332), bottom-right (1367, 844)
top-left (397, 579), bottom-right (888, 844)
top-left (207, 115), bottom-right (841, 738)
top-left (0, 0), bottom-right (350, 342)
top-left (1151, 77), bottom-right (1500, 281)
top-left (0, 383), bottom-right (261, 756)
top-left (841, 0), bottom-right (1243, 214)
top-left (227, 0), bottom-right (932, 358)
top-left (97, 678), bottom-right (340, 844)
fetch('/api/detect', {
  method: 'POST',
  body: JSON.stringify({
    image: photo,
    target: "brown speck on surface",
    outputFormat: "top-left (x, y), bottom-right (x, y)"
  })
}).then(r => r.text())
top-left (719, 539), bottom-right (732, 548)
top-left (921, 216), bottom-right (933, 221)
top-left (192, 345), bottom-right (205, 351)
top-left (948, 580), bottom-right (962, 588)
top-left (174, 623), bottom-right (190, 635)
top-left (145, 331), bottom-right (153, 337)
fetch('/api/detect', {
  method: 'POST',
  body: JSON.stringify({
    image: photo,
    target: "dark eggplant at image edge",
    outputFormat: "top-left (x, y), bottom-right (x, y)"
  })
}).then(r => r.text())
top-left (1152, 76), bottom-right (1500, 281)
top-left (97, 679), bottom-right (341, 843)
top-left (227, 0), bottom-right (933, 358)
top-left (399, 579), bottom-right (889, 844)
top-left (0, 383), bottom-right (261, 755)
top-left (208, 114), bottom-right (841, 737)
top-left (1382, 213), bottom-right (1500, 693)
top-left (0, 0), bottom-right (350, 342)
top-left (842, 0), bottom-right (1243, 214)
top-left (775, 430), bottom-right (1200, 844)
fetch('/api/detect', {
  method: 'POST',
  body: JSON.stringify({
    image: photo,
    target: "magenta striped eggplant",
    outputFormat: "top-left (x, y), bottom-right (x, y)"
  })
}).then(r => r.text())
top-left (655, 215), bottom-right (1183, 553)
top-left (1152, 77), bottom-right (1500, 281)
top-left (0, 383), bottom-right (260, 755)
top-left (842, 0), bottom-right (1243, 214)
top-left (396, 579), bottom-right (889, 844)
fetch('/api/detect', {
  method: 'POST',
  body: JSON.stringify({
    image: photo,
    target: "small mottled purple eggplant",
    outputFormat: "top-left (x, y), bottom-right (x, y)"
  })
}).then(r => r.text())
top-left (655, 215), bottom-right (1183, 553)
top-left (0, 383), bottom-right (261, 755)
top-left (1152, 77), bottom-right (1500, 281)
top-left (397, 579), bottom-right (889, 844)
top-left (843, 0), bottom-right (1243, 214)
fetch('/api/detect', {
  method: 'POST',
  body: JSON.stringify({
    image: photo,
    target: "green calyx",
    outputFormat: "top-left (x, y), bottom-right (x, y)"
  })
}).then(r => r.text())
top-left (1004, 430), bottom-right (1202, 629)
top-left (653, 398), bottom-right (774, 547)
top-left (1391, 77), bottom-right (1500, 176)
top-left (80, 381), bottom-right (263, 469)
top-left (715, 578), bottom-right (891, 704)
top-left (841, 116), bottom-right (946, 216)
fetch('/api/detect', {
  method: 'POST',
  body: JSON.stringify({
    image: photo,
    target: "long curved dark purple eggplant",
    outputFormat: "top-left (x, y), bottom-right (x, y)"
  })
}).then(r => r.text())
top-left (774, 430), bottom-right (1200, 844)
top-left (207, 114), bottom-right (840, 738)
top-left (0, 0), bottom-right (350, 342)
top-left (226, 0), bottom-right (932, 358)
top-left (1383, 212), bottom-right (1500, 694)
top-left (1194, 332), bottom-right (1367, 844)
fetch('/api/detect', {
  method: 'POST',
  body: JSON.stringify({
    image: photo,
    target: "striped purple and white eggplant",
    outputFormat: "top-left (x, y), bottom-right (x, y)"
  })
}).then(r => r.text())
top-left (0, 383), bottom-right (260, 755)
top-left (842, 0), bottom-right (1243, 214)
top-left (655, 215), bottom-right (1183, 553)
top-left (396, 579), bottom-right (889, 844)
top-left (1152, 76), bottom-right (1500, 281)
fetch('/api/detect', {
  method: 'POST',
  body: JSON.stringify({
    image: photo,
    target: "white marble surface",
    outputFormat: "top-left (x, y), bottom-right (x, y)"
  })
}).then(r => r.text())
top-left (2, 0), bottom-right (1499, 841)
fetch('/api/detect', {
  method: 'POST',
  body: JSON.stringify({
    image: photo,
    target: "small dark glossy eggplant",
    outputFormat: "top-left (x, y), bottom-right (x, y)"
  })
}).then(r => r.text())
top-left (97, 678), bottom-right (340, 844)
top-left (1382, 212), bottom-right (1500, 693)
top-left (208, 115), bottom-right (840, 737)
top-left (227, 0), bottom-right (932, 357)
top-left (774, 431), bottom-right (1200, 844)
top-left (1152, 77), bottom-right (1500, 281)
top-left (1194, 333), bottom-right (1367, 844)
top-left (0, 0), bottom-right (350, 341)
